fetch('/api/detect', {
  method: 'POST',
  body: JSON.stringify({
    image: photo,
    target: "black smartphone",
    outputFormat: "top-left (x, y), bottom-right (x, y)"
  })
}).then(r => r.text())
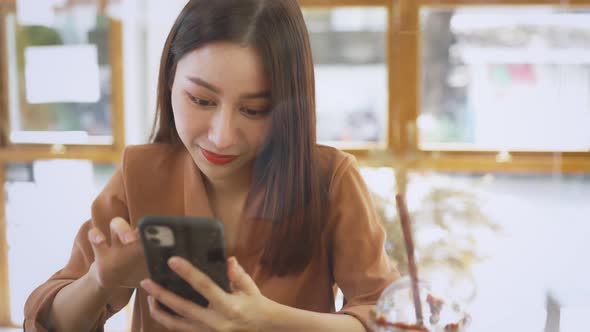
top-left (138, 216), bottom-right (230, 314)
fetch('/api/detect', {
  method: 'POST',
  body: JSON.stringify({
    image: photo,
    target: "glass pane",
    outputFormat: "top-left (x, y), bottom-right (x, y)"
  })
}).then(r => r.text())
top-left (419, 7), bottom-right (590, 151)
top-left (5, 2), bottom-right (114, 145)
top-left (5, 160), bottom-right (131, 330)
top-left (367, 168), bottom-right (590, 331)
top-left (303, 7), bottom-right (388, 148)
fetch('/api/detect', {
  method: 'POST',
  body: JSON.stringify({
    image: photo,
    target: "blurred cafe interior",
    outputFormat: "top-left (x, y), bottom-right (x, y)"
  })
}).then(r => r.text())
top-left (1, 0), bottom-right (590, 331)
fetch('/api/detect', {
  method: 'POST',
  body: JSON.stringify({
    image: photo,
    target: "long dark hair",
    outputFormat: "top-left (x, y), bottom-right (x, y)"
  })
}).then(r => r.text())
top-left (150, 0), bottom-right (325, 276)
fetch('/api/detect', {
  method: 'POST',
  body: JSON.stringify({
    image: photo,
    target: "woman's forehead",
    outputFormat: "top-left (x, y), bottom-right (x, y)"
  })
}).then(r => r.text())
top-left (176, 42), bottom-right (270, 94)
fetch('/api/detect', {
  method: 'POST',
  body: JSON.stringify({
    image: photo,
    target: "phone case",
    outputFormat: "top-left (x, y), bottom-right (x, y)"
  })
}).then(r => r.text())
top-left (138, 216), bottom-right (230, 313)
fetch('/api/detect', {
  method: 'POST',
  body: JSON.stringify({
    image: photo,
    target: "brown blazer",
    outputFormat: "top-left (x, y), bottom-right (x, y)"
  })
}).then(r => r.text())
top-left (24, 143), bottom-right (399, 331)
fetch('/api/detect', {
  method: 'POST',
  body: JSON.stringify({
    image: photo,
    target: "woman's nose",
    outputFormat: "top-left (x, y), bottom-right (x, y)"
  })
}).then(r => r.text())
top-left (208, 108), bottom-right (237, 151)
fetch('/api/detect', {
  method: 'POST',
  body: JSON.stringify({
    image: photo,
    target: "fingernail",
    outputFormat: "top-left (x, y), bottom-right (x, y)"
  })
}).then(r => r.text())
top-left (231, 257), bottom-right (242, 271)
top-left (140, 279), bottom-right (151, 291)
top-left (92, 232), bottom-right (104, 244)
top-left (168, 257), bottom-right (181, 270)
top-left (148, 296), bottom-right (158, 309)
top-left (111, 217), bottom-right (122, 226)
top-left (124, 232), bottom-right (136, 243)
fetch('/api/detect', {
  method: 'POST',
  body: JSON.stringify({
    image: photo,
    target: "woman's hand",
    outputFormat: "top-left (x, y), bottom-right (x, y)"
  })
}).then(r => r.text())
top-left (140, 256), bottom-right (276, 332)
top-left (87, 217), bottom-right (148, 289)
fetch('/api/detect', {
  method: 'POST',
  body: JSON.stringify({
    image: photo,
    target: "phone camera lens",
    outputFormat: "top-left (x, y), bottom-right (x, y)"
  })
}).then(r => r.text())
top-left (146, 226), bottom-right (159, 235)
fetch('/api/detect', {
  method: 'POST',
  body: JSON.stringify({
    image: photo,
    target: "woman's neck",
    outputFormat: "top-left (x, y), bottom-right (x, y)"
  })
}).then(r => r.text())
top-left (203, 169), bottom-right (252, 203)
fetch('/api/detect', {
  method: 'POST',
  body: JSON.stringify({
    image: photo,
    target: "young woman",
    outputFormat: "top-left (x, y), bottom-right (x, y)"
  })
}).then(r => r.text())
top-left (25, 0), bottom-right (399, 331)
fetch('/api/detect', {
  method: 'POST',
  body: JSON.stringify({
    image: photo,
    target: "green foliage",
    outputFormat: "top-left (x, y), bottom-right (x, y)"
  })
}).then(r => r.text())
top-left (371, 172), bottom-right (501, 301)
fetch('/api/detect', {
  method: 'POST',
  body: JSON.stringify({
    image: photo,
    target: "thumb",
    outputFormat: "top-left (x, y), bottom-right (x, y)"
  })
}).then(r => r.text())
top-left (88, 227), bottom-right (107, 258)
top-left (228, 257), bottom-right (258, 295)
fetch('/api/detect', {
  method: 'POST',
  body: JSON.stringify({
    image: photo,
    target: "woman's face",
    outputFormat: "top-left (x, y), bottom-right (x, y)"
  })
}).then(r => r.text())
top-left (171, 42), bottom-right (272, 184)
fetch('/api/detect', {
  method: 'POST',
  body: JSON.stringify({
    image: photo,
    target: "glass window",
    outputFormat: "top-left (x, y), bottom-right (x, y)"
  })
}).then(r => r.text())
top-left (303, 7), bottom-right (388, 149)
top-left (5, 3), bottom-right (115, 145)
top-left (4, 160), bottom-right (129, 329)
top-left (368, 168), bottom-right (590, 331)
top-left (135, 4), bottom-right (390, 149)
top-left (419, 7), bottom-right (590, 152)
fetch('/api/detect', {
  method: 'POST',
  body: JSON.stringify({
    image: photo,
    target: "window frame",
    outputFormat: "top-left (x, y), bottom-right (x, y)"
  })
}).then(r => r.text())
top-left (2, 0), bottom-right (590, 328)
top-left (403, 0), bottom-right (590, 173)
top-left (0, 5), bottom-right (126, 160)
top-left (300, 0), bottom-right (395, 155)
top-left (0, 3), bottom-right (124, 327)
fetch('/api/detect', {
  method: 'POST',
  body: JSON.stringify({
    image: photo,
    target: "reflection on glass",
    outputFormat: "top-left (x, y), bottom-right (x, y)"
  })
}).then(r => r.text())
top-left (6, 3), bottom-right (114, 145)
top-left (419, 7), bottom-right (590, 151)
top-left (303, 7), bottom-right (387, 148)
top-left (4, 161), bottom-right (130, 329)
top-left (342, 166), bottom-right (590, 331)
top-left (399, 170), bottom-right (590, 331)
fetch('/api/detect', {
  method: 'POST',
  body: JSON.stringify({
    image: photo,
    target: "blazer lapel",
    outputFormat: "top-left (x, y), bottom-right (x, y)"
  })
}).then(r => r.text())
top-left (183, 151), bottom-right (214, 218)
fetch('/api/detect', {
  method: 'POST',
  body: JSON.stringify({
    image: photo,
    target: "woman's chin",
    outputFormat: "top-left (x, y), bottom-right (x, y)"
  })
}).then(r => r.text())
top-left (195, 158), bottom-right (239, 181)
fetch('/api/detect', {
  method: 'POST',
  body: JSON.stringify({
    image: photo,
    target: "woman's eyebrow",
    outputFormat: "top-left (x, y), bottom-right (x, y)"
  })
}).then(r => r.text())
top-left (187, 76), bottom-right (221, 93)
top-left (242, 91), bottom-right (271, 99)
top-left (187, 76), bottom-right (270, 99)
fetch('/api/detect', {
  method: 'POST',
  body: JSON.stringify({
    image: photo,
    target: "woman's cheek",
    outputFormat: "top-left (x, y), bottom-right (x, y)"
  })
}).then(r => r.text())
top-left (254, 121), bottom-right (272, 144)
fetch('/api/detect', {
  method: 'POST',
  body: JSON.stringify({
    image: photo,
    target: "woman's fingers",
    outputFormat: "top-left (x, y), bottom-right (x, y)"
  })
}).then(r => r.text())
top-left (109, 217), bottom-right (137, 246)
top-left (142, 280), bottom-right (223, 329)
top-left (167, 257), bottom-right (229, 308)
top-left (146, 296), bottom-right (201, 331)
top-left (88, 227), bottom-right (105, 245)
top-left (87, 218), bottom-right (145, 289)
top-left (142, 258), bottom-right (266, 331)
top-left (88, 227), bottom-right (107, 256)
top-left (227, 257), bottom-right (259, 296)
top-left (109, 218), bottom-right (125, 247)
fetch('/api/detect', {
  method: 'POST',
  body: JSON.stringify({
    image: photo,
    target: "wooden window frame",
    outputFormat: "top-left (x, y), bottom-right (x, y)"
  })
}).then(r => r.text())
top-left (0, 2), bottom-right (124, 327)
top-left (398, 0), bottom-right (590, 173)
top-left (302, 0), bottom-right (590, 173)
top-left (2, 0), bottom-right (590, 328)
top-left (300, 0), bottom-right (395, 158)
top-left (0, 7), bottom-right (125, 162)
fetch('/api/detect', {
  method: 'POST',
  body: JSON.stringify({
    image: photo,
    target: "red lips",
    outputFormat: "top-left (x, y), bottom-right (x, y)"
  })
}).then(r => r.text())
top-left (200, 147), bottom-right (237, 165)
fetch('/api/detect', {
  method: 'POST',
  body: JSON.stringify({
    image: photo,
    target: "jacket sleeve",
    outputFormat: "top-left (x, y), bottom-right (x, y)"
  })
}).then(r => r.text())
top-left (328, 155), bottom-right (400, 331)
top-left (24, 160), bottom-right (134, 331)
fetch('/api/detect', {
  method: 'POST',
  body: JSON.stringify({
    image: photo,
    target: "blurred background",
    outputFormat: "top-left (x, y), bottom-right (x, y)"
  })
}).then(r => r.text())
top-left (0, 0), bottom-right (589, 331)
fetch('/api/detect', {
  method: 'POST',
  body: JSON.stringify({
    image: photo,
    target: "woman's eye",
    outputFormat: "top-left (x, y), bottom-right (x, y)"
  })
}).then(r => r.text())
top-left (240, 107), bottom-right (270, 118)
top-left (188, 95), bottom-right (215, 107)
